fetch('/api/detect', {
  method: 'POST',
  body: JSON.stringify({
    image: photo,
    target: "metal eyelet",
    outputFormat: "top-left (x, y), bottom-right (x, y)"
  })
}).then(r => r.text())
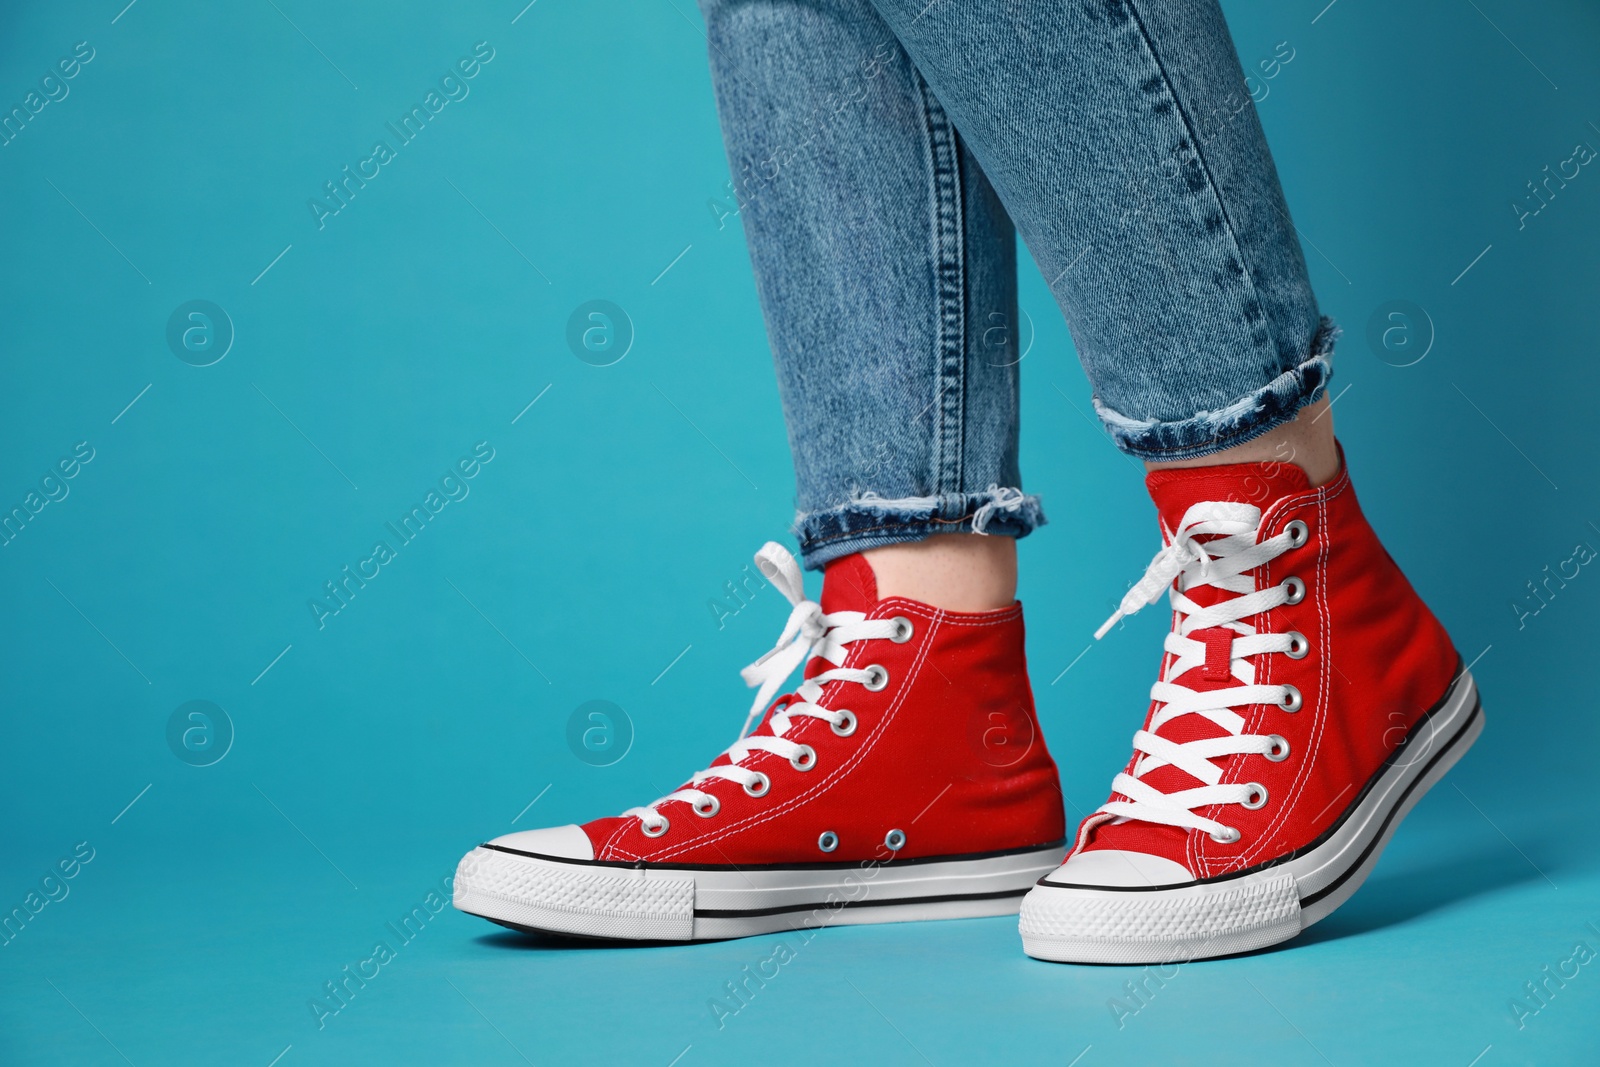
top-left (1286, 519), bottom-right (1309, 549)
top-left (1279, 685), bottom-right (1303, 713)
top-left (790, 744), bottom-right (817, 772)
top-left (818, 831), bottom-right (839, 853)
top-left (641, 817), bottom-right (669, 838)
top-left (862, 664), bottom-right (889, 692)
top-left (1266, 734), bottom-right (1291, 762)
top-left (889, 616), bottom-right (914, 643)
top-left (1240, 783), bottom-right (1269, 810)
top-left (830, 710), bottom-right (858, 737)
top-left (743, 772), bottom-right (771, 798)
top-left (1210, 826), bottom-right (1242, 844)
top-left (884, 828), bottom-right (906, 851)
top-left (692, 795), bottom-right (720, 818)
top-left (1286, 631), bottom-right (1310, 659)
top-left (1282, 576), bottom-right (1306, 605)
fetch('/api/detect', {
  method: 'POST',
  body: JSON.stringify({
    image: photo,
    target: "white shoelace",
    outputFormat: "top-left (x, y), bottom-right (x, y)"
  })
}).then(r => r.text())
top-left (623, 542), bottom-right (902, 834)
top-left (1093, 501), bottom-right (1306, 843)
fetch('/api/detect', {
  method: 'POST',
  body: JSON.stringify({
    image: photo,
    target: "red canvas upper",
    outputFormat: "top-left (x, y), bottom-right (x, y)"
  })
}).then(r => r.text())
top-left (581, 553), bottom-right (1065, 865)
top-left (1076, 455), bottom-right (1458, 878)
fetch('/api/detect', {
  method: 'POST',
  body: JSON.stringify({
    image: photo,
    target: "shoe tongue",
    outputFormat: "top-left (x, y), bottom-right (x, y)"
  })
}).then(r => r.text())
top-left (1145, 461), bottom-right (1310, 532)
top-left (820, 553), bottom-right (879, 615)
top-left (795, 553), bottom-right (880, 685)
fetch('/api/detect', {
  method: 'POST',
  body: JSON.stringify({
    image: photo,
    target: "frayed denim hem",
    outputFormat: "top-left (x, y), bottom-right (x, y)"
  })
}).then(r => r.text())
top-left (793, 485), bottom-right (1046, 571)
top-left (1094, 318), bottom-right (1339, 461)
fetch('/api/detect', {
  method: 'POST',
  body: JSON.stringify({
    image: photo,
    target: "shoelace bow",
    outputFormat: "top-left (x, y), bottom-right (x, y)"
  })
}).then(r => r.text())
top-left (623, 542), bottom-right (901, 833)
top-left (1094, 501), bottom-right (1304, 842)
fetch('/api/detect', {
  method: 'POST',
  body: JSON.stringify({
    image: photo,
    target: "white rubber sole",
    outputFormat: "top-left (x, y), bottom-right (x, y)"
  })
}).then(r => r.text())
top-left (454, 841), bottom-right (1066, 942)
top-left (1020, 670), bottom-right (1484, 964)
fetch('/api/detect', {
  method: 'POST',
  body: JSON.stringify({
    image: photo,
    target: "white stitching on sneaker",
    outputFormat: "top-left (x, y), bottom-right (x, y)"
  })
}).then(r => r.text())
top-left (1218, 481), bottom-right (1346, 871)
top-left (622, 542), bottom-right (901, 835)
top-left (1093, 501), bottom-right (1307, 842)
top-left (1244, 489), bottom-right (1336, 862)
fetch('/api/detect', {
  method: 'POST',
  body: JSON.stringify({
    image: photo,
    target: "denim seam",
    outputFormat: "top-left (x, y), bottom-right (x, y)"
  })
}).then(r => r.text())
top-left (914, 74), bottom-right (967, 495)
top-left (1092, 319), bottom-right (1336, 458)
top-left (791, 487), bottom-right (1046, 569)
top-left (1119, 0), bottom-right (1275, 354)
top-left (807, 514), bottom-right (980, 546)
top-left (798, 487), bottom-right (1045, 539)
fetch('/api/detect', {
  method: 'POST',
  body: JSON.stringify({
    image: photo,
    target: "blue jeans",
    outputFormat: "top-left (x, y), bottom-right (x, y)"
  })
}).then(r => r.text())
top-left (700, 0), bottom-right (1332, 568)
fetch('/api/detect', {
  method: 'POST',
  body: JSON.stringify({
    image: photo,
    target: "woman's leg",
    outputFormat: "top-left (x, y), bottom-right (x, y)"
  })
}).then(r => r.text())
top-left (863, 0), bottom-right (1330, 462)
top-left (698, 0), bottom-right (1042, 601)
top-left (841, 1), bottom-right (1473, 964)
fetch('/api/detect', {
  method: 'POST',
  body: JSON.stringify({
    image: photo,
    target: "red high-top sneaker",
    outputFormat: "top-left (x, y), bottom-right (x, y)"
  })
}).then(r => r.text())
top-left (455, 542), bottom-right (1066, 941)
top-left (1020, 453), bottom-right (1483, 964)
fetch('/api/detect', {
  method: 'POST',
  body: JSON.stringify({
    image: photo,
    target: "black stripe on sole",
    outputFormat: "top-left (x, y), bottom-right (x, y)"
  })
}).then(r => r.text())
top-left (694, 887), bottom-right (1029, 919)
top-left (1039, 665), bottom-right (1479, 895)
top-left (1299, 697), bottom-right (1481, 908)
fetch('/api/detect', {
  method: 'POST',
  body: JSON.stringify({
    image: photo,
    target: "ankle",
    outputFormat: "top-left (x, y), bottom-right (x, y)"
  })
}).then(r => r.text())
top-left (1144, 395), bottom-right (1341, 487)
top-left (862, 533), bottom-right (1017, 612)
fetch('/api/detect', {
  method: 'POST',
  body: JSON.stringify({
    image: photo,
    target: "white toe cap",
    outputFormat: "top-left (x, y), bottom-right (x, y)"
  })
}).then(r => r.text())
top-left (487, 824), bottom-right (594, 861)
top-left (1052, 849), bottom-right (1193, 888)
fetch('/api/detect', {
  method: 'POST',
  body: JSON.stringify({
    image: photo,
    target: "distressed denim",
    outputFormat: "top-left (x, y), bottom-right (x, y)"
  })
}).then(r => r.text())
top-left (700, 0), bottom-right (1330, 568)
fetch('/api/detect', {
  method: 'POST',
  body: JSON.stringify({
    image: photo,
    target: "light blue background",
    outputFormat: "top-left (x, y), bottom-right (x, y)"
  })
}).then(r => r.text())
top-left (3, 1), bottom-right (1598, 1064)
